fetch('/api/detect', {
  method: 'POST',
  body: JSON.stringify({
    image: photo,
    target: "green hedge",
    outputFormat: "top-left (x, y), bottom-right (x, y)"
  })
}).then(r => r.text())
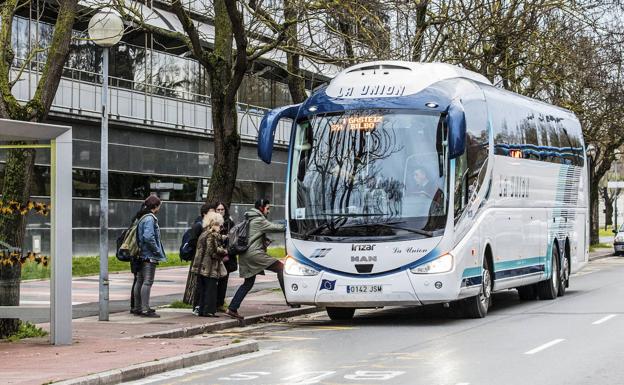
top-left (21, 247), bottom-right (286, 280)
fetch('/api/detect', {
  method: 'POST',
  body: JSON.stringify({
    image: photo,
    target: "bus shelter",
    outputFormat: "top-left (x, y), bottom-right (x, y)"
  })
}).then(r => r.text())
top-left (0, 119), bottom-right (72, 345)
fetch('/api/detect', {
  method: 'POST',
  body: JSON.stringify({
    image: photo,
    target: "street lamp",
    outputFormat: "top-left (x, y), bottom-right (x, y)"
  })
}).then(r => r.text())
top-left (88, 11), bottom-right (124, 321)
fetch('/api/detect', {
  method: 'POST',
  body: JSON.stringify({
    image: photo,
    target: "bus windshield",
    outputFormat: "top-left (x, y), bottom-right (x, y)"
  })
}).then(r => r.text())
top-left (289, 109), bottom-right (447, 240)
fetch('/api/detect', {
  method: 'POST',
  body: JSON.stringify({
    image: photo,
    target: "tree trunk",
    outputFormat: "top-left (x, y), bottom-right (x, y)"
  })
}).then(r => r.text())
top-left (284, 0), bottom-right (308, 104)
top-left (204, 78), bottom-right (241, 207)
top-left (606, 197), bottom-right (613, 228)
top-left (590, 177), bottom-right (600, 245)
top-left (0, 0), bottom-right (78, 337)
top-left (603, 187), bottom-right (613, 228)
top-left (0, 147), bottom-right (36, 337)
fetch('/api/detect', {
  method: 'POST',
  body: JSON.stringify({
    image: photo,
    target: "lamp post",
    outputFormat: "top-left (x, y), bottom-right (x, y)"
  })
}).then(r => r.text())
top-left (88, 11), bottom-right (124, 321)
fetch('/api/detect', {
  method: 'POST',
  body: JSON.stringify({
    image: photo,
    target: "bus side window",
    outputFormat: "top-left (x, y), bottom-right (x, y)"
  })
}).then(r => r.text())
top-left (454, 151), bottom-right (468, 222)
top-left (459, 97), bottom-right (489, 221)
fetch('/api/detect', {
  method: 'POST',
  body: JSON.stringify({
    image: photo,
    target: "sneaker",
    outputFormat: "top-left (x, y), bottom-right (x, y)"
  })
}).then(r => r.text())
top-left (140, 311), bottom-right (161, 318)
top-left (192, 307), bottom-right (199, 316)
top-left (226, 308), bottom-right (243, 319)
top-left (130, 309), bottom-right (141, 315)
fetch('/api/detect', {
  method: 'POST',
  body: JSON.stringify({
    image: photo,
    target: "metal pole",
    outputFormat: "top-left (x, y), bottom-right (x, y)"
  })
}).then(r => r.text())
top-left (99, 47), bottom-right (109, 321)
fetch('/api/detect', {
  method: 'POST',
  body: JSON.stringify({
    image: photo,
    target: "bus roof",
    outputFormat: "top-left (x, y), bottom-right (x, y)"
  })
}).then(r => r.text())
top-left (325, 61), bottom-right (492, 99)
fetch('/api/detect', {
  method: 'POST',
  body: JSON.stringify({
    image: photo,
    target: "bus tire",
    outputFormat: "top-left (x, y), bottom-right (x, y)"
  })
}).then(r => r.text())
top-left (326, 307), bottom-right (355, 321)
top-left (517, 284), bottom-right (538, 300)
top-left (558, 246), bottom-right (569, 297)
top-left (538, 244), bottom-right (560, 300)
top-left (461, 257), bottom-right (492, 318)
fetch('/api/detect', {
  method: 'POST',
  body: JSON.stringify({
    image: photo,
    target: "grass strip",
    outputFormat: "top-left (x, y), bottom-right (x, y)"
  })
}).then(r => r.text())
top-left (21, 247), bottom-right (286, 280)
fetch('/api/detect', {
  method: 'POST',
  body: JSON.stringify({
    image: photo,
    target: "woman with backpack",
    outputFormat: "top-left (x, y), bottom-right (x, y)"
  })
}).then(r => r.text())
top-left (226, 199), bottom-right (287, 319)
top-left (215, 202), bottom-right (236, 312)
top-left (191, 211), bottom-right (228, 317)
top-left (132, 195), bottom-right (167, 318)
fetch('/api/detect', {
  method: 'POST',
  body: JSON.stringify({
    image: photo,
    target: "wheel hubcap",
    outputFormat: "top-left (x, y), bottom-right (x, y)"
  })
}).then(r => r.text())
top-left (480, 269), bottom-right (491, 308)
top-left (551, 255), bottom-right (559, 293)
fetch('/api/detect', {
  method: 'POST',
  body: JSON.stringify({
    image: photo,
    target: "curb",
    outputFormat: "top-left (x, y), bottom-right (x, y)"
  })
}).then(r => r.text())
top-left (137, 305), bottom-right (323, 339)
top-left (589, 249), bottom-right (615, 261)
top-left (52, 340), bottom-right (259, 385)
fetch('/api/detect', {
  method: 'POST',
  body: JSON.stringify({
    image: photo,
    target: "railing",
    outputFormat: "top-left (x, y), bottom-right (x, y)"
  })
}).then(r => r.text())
top-left (9, 62), bottom-right (291, 145)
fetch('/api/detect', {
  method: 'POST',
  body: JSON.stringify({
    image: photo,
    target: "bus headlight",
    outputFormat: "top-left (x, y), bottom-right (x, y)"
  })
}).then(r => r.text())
top-left (284, 256), bottom-right (319, 276)
top-left (410, 253), bottom-right (454, 274)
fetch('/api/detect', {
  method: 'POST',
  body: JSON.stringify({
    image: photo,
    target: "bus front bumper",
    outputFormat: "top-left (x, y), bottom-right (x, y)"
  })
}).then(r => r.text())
top-left (284, 269), bottom-right (471, 307)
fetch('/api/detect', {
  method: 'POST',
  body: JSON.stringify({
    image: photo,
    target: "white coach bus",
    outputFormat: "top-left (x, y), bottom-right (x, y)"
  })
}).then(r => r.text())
top-left (257, 61), bottom-right (588, 320)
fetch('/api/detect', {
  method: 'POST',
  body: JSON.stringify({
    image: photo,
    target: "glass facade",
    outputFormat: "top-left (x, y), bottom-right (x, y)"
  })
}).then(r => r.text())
top-left (10, 15), bottom-right (292, 108)
top-left (0, 123), bottom-right (289, 256)
top-left (1, 13), bottom-right (305, 255)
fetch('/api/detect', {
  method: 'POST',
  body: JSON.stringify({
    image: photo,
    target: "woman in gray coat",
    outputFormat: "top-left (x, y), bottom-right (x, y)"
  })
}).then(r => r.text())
top-left (226, 199), bottom-right (286, 319)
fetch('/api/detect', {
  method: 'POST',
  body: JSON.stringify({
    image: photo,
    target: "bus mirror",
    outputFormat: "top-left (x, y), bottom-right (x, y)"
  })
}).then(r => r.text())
top-left (446, 100), bottom-right (466, 159)
top-left (258, 104), bottom-right (301, 164)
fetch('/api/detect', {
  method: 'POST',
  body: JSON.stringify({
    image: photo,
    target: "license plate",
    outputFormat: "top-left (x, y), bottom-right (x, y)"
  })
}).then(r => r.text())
top-left (616, 246), bottom-right (624, 251)
top-left (346, 285), bottom-right (383, 294)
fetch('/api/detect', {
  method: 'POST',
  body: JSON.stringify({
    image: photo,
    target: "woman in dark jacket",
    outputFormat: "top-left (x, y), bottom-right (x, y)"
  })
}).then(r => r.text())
top-left (191, 211), bottom-right (227, 316)
top-left (215, 202), bottom-right (236, 312)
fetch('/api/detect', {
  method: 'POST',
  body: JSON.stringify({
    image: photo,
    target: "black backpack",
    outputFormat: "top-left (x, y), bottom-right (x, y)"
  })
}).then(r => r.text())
top-left (179, 228), bottom-right (195, 262)
top-left (179, 219), bottom-right (202, 262)
top-left (227, 219), bottom-right (251, 256)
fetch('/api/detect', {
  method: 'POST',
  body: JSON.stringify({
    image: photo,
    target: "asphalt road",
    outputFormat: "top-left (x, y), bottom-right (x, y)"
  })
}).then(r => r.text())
top-left (126, 256), bottom-right (624, 385)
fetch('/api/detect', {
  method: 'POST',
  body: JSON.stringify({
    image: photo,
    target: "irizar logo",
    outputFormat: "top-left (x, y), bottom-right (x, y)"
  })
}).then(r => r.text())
top-left (351, 255), bottom-right (377, 262)
top-left (351, 244), bottom-right (376, 251)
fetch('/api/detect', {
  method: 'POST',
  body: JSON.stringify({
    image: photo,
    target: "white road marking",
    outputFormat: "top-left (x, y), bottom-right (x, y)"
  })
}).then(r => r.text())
top-left (524, 339), bottom-right (565, 355)
top-left (282, 371), bottom-right (336, 384)
top-left (592, 314), bottom-right (617, 325)
top-left (343, 370), bottom-right (405, 380)
top-left (123, 349), bottom-right (279, 385)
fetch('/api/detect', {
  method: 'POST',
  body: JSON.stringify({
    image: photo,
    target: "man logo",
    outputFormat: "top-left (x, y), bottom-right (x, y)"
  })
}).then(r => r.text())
top-left (351, 256), bottom-right (377, 262)
top-left (320, 279), bottom-right (336, 291)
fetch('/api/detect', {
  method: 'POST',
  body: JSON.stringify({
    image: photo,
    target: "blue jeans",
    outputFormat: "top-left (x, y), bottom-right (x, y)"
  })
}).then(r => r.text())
top-left (133, 261), bottom-right (156, 312)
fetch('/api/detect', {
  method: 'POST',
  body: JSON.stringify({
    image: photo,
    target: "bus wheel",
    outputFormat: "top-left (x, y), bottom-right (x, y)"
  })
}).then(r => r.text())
top-left (538, 245), bottom-right (560, 300)
top-left (461, 257), bottom-right (492, 318)
top-left (326, 307), bottom-right (355, 321)
top-left (517, 284), bottom-right (538, 300)
top-left (558, 249), bottom-right (569, 297)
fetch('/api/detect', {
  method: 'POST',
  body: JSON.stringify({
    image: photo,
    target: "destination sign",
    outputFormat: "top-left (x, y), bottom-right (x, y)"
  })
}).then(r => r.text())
top-left (330, 115), bottom-right (383, 132)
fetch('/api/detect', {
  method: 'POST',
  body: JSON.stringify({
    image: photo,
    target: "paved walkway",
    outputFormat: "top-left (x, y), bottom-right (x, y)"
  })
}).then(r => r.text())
top-left (20, 266), bottom-right (279, 323)
top-left (2, 288), bottom-right (307, 385)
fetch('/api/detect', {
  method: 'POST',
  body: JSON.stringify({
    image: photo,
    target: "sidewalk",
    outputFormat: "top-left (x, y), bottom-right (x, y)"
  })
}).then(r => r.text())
top-left (2, 276), bottom-right (319, 385)
top-left (19, 266), bottom-right (279, 323)
top-left (589, 247), bottom-right (614, 261)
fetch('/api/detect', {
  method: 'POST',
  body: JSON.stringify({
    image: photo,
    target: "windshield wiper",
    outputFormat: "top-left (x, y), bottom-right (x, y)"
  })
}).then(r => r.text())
top-left (301, 213), bottom-right (379, 239)
top-left (302, 216), bottom-right (347, 239)
top-left (312, 220), bottom-right (435, 238)
top-left (371, 222), bottom-right (434, 237)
